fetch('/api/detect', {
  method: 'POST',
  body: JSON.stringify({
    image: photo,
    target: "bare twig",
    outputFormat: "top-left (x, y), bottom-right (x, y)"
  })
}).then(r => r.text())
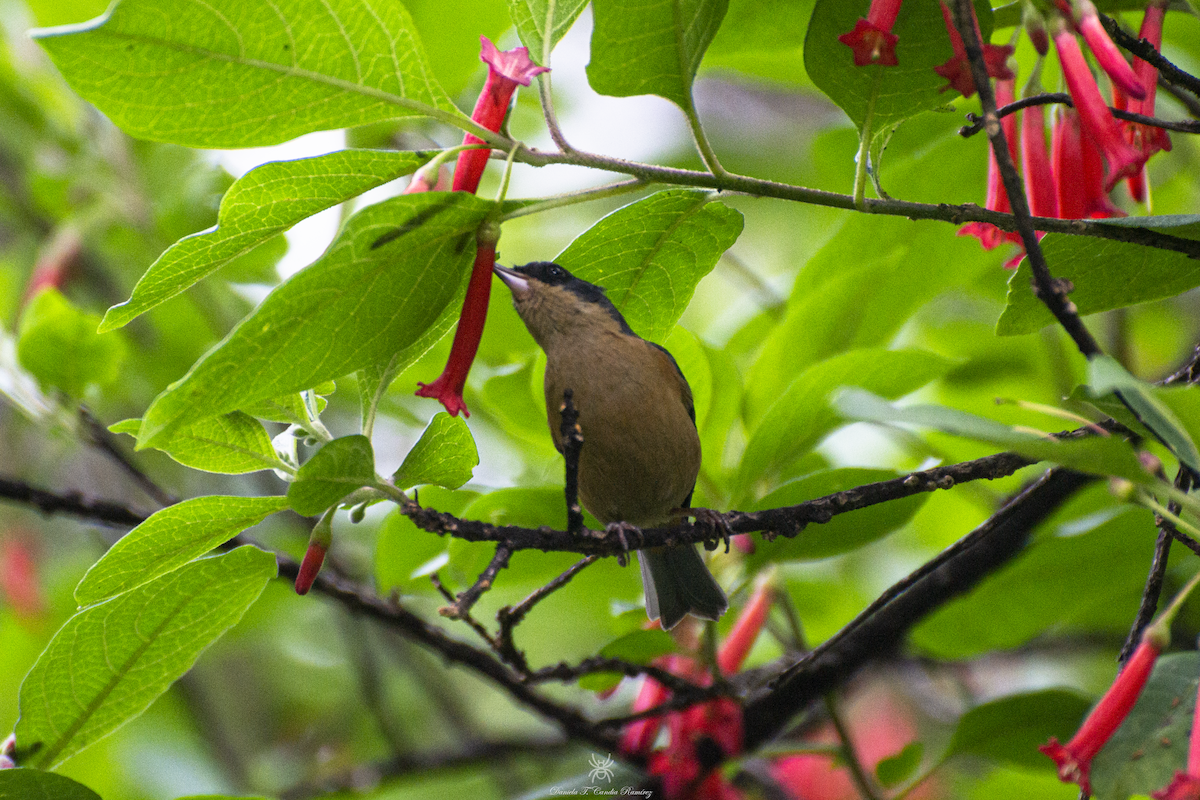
top-left (440, 545), bottom-right (513, 621)
top-left (0, 475), bottom-right (148, 527)
top-left (528, 656), bottom-right (715, 698)
top-left (959, 92), bottom-right (1200, 137)
top-left (496, 554), bottom-right (599, 670)
top-left (1099, 11), bottom-right (1200, 98)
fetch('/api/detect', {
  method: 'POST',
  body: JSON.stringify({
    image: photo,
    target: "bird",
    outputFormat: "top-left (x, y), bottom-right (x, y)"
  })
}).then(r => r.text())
top-left (493, 261), bottom-right (728, 629)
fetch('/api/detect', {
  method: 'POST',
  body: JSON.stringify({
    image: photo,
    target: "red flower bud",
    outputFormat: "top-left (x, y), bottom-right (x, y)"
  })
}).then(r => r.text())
top-left (294, 541), bottom-right (327, 595)
top-left (717, 580), bottom-right (773, 676)
top-left (958, 75), bottom-right (1022, 252)
top-left (1041, 637), bottom-right (1161, 795)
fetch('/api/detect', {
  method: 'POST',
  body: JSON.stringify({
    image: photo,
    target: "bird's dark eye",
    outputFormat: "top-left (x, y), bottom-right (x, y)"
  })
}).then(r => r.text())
top-left (548, 266), bottom-right (563, 278)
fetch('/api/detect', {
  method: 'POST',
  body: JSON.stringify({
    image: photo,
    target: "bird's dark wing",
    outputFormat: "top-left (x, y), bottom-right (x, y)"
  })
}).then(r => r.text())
top-left (647, 341), bottom-right (696, 426)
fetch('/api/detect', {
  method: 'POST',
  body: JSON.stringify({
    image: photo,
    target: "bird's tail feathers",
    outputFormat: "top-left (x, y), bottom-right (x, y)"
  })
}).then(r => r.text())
top-left (639, 546), bottom-right (727, 630)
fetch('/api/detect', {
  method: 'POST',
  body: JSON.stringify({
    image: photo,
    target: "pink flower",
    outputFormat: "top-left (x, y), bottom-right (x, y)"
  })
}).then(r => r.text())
top-left (1041, 637), bottom-right (1162, 795)
top-left (934, 1), bottom-right (1014, 97)
top-left (958, 75), bottom-right (1022, 251)
top-left (1074, 0), bottom-right (1145, 99)
top-left (416, 39), bottom-right (546, 417)
top-left (838, 0), bottom-right (902, 67)
top-left (1052, 107), bottom-right (1087, 220)
top-left (1080, 118), bottom-right (1126, 219)
top-left (1053, 15), bottom-right (1146, 190)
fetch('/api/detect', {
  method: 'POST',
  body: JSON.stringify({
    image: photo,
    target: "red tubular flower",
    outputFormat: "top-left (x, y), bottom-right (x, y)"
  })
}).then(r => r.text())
top-left (934, 1), bottom-right (1014, 97)
top-left (717, 580), bottom-right (773, 676)
top-left (837, 0), bottom-right (902, 67)
top-left (1021, 97), bottom-right (1057, 220)
top-left (958, 75), bottom-right (1023, 251)
top-left (1041, 636), bottom-right (1162, 795)
top-left (1080, 119), bottom-right (1126, 218)
top-left (1052, 107), bottom-right (1087, 219)
top-left (1123, 0), bottom-right (1171, 202)
top-left (1053, 16), bottom-right (1145, 189)
top-left (1074, 0), bottom-right (1145, 100)
top-left (416, 39), bottom-right (547, 417)
top-left (415, 230), bottom-right (499, 417)
top-left (1153, 671), bottom-right (1200, 799)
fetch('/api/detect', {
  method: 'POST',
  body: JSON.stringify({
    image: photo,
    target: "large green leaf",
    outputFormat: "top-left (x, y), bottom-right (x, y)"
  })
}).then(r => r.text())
top-left (747, 468), bottom-right (930, 564)
top-left (287, 435), bottom-right (376, 516)
top-left (0, 770), bottom-right (101, 800)
top-left (393, 413), bottom-right (478, 490)
top-left (804, 0), bottom-right (981, 139)
top-left (14, 546), bottom-right (276, 769)
top-left (554, 191), bottom-right (743, 342)
top-left (910, 506), bottom-right (1153, 658)
top-left (32, 0), bottom-right (461, 148)
top-left (74, 496), bottom-right (288, 606)
top-left (17, 289), bottom-right (126, 397)
top-left (997, 217), bottom-right (1200, 336)
top-left (136, 191), bottom-right (491, 448)
top-left (506, 0), bottom-right (590, 65)
top-left (1088, 355), bottom-right (1200, 475)
top-left (946, 689), bottom-right (1091, 769)
top-left (703, 0), bottom-right (815, 86)
top-left (835, 389), bottom-right (1152, 482)
top-left (1090, 652), bottom-right (1199, 800)
top-left (101, 150), bottom-right (432, 331)
top-left (110, 413), bottom-right (284, 475)
top-left (587, 0), bottom-right (729, 108)
top-left (736, 348), bottom-right (954, 500)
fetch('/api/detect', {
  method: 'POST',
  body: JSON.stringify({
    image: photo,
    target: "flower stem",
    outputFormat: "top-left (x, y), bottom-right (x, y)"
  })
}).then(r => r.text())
top-left (824, 694), bottom-right (883, 800)
top-left (499, 179), bottom-right (646, 222)
top-left (853, 65), bottom-right (885, 211)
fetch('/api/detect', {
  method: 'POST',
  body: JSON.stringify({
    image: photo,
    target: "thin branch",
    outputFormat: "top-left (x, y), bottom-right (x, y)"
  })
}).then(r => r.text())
top-left (1099, 11), bottom-right (1200, 98)
top-left (275, 555), bottom-right (621, 753)
top-left (528, 656), bottom-right (716, 699)
top-left (958, 92), bottom-right (1200, 137)
top-left (741, 467), bottom-right (1096, 750)
top-left (430, 572), bottom-right (499, 649)
top-left (824, 694), bottom-right (882, 800)
top-left (0, 475), bottom-right (148, 527)
top-left (1119, 470), bottom-right (1190, 662)
top-left (496, 555), bottom-right (599, 670)
top-left (952, 0), bottom-right (1104, 361)
top-left (78, 407), bottom-right (177, 507)
top-left (440, 545), bottom-right (513, 621)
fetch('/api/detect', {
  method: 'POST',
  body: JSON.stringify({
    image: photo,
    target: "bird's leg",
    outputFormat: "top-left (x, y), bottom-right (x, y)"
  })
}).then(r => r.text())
top-left (679, 507), bottom-right (732, 554)
top-left (604, 521), bottom-right (641, 566)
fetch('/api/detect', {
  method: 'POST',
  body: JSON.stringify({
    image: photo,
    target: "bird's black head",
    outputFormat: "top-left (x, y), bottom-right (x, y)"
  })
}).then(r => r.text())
top-left (495, 261), bottom-right (634, 337)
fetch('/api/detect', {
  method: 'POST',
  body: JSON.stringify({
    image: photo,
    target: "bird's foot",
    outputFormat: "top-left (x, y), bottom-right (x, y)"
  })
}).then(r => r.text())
top-left (679, 507), bottom-right (732, 553)
top-left (604, 521), bottom-right (642, 567)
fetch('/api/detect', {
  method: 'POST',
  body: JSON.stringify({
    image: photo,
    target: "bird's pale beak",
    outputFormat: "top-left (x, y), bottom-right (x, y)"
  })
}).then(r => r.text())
top-left (493, 264), bottom-right (531, 297)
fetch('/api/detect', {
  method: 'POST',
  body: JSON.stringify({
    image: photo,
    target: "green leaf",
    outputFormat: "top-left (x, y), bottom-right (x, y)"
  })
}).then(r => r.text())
top-left (137, 191), bottom-right (491, 447)
top-left (17, 289), bottom-right (126, 397)
top-left (287, 435), bottom-right (375, 516)
top-left (805, 0), bottom-right (986, 141)
top-left (587, 0), bottom-right (729, 108)
top-left (747, 468), bottom-right (930, 564)
top-left (0, 770), bottom-right (102, 800)
top-left (555, 191), bottom-right (744, 342)
top-left (394, 413), bottom-right (479, 490)
top-left (506, 0), bottom-right (590, 65)
top-left (599, 629), bottom-right (676, 662)
top-left (997, 217), bottom-right (1200, 336)
top-left (1088, 355), bottom-right (1200, 475)
top-left (946, 689), bottom-right (1091, 768)
top-left (241, 391), bottom-right (327, 425)
top-left (100, 150), bottom-right (432, 331)
top-left (74, 495), bottom-right (288, 606)
top-left (737, 349), bottom-right (954, 500)
top-left (875, 741), bottom-right (923, 788)
top-left (32, 0), bottom-right (461, 149)
top-left (112, 412), bottom-right (284, 474)
top-left (835, 389), bottom-right (1152, 483)
top-left (1091, 652), bottom-right (1200, 800)
top-left (703, 0), bottom-right (814, 87)
top-left (14, 545), bottom-right (276, 770)
top-left (911, 505), bottom-right (1154, 658)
